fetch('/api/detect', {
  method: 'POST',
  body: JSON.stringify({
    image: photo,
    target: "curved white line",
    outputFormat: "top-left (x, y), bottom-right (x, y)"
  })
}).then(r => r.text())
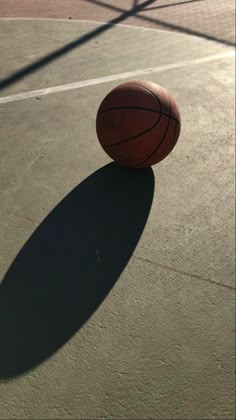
top-left (0, 17), bottom-right (168, 33)
top-left (1, 17), bottom-right (234, 47)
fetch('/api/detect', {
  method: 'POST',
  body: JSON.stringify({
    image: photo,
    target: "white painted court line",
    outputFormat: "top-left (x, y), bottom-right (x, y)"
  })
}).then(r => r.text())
top-left (1, 17), bottom-right (236, 44)
top-left (0, 51), bottom-right (234, 105)
top-left (0, 17), bottom-right (168, 33)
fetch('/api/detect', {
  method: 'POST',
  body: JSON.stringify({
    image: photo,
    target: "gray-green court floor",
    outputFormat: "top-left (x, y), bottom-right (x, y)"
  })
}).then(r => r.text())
top-left (0, 19), bottom-right (235, 419)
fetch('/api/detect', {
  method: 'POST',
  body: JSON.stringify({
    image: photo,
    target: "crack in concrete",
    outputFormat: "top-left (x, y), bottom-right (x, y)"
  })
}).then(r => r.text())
top-left (134, 255), bottom-right (235, 291)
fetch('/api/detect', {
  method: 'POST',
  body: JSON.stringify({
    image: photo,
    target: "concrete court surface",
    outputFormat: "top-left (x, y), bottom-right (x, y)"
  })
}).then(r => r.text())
top-left (0, 16), bottom-right (235, 420)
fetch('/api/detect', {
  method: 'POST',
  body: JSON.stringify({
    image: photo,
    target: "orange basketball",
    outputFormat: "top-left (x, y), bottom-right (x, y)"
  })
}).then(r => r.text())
top-left (96, 80), bottom-right (181, 168)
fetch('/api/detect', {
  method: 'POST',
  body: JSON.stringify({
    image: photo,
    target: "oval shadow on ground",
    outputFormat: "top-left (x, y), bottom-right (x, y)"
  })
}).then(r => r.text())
top-left (0, 162), bottom-right (154, 378)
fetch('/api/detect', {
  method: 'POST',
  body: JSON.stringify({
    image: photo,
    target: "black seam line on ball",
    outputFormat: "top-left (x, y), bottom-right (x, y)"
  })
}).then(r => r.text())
top-left (101, 82), bottom-right (167, 149)
top-left (125, 82), bottom-right (180, 125)
top-left (135, 99), bottom-right (172, 167)
top-left (103, 111), bottom-right (162, 148)
top-left (98, 106), bottom-right (179, 124)
top-left (125, 82), bottom-right (163, 113)
top-left (99, 106), bottom-right (159, 114)
top-left (173, 120), bottom-right (178, 148)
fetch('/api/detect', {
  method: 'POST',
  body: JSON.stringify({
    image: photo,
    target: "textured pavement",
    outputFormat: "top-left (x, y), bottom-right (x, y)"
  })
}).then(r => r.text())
top-left (0, 11), bottom-right (235, 420)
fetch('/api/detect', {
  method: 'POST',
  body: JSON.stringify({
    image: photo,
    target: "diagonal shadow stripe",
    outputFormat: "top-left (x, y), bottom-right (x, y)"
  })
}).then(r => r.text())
top-left (144, 0), bottom-right (205, 11)
top-left (85, 0), bottom-right (235, 47)
top-left (0, 0), bottom-right (156, 91)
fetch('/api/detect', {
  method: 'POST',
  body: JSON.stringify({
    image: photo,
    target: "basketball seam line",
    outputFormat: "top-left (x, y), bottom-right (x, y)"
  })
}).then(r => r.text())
top-left (102, 111), bottom-right (162, 148)
top-left (98, 106), bottom-right (180, 124)
top-left (101, 83), bottom-right (166, 149)
top-left (173, 120), bottom-right (177, 148)
top-left (174, 120), bottom-right (180, 146)
top-left (125, 82), bottom-right (163, 113)
top-left (126, 83), bottom-right (181, 128)
top-left (135, 98), bottom-right (172, 167)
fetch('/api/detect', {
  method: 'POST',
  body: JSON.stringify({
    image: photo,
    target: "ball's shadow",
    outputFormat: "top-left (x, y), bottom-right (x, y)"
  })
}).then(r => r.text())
top-left (0, 162), bottom-right (154, 379)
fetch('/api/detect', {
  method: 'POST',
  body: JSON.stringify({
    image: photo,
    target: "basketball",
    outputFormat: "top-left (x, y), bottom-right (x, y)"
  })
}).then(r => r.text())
top-left (96, 80), bottom-right (181, 168)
